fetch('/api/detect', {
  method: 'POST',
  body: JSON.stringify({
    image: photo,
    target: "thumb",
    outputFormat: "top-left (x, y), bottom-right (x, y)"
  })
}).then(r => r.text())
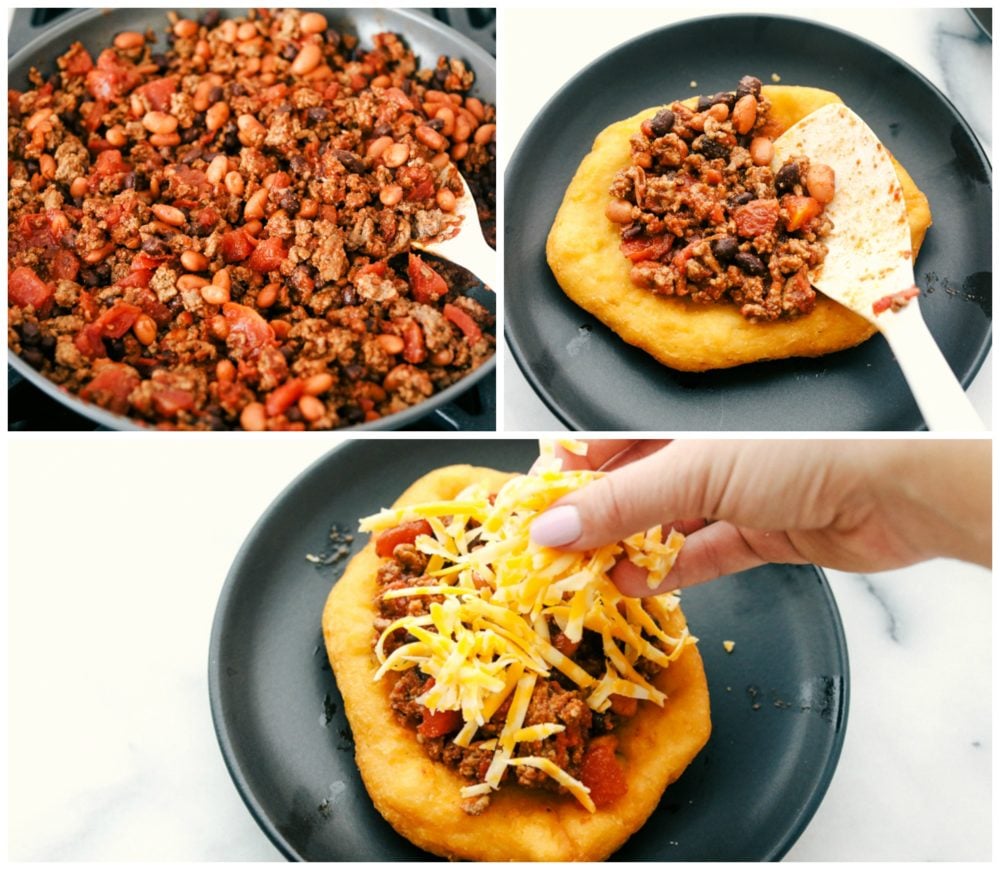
top-left (529, 442), bottom-right (727, 550)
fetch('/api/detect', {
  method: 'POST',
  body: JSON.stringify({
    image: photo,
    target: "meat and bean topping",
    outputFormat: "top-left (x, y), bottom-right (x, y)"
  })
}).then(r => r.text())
top-left (374, 518), bottom-right (660, 814)
top-left (608, 75), bottom-right (836, 321)
top-left (8, 9), bottom-right (496, 429)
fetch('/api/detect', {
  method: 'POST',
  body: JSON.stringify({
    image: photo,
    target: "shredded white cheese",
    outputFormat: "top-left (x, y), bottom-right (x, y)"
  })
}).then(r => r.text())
top-left (364, 446), bottom-right (692, 811)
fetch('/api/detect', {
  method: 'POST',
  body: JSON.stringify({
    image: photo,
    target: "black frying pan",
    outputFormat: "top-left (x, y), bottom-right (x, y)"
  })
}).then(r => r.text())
top-left (7, 8), bottom-right (496, 431)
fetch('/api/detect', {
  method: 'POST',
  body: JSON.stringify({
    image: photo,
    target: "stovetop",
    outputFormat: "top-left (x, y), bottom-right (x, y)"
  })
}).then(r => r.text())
top-left (7, 7), bottom-right (496, 432)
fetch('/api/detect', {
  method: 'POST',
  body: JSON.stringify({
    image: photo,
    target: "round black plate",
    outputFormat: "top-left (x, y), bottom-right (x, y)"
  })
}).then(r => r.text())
top-left (505, 15), bottom-right (991, 431)
top-left (209, 440), bottom-right (849, 860)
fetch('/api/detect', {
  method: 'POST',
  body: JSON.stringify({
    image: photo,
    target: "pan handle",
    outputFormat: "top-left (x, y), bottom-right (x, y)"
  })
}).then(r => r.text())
top-left (8, 8), bottom-right (86, 58)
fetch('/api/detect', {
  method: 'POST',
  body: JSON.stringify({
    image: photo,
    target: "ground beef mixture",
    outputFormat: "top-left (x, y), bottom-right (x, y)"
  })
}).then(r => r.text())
top-left (373, 518), bottom-right (665, 814)
top-left (608, 75), bottom-right (836, 322)
top-left (8, 9), bottom-right (496, 429)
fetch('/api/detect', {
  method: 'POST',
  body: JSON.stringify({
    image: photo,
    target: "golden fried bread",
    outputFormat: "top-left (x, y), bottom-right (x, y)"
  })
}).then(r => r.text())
top-left (323, 465), bottom-right (712, 861)
top-left (546, 86), bottom-right (932, 371)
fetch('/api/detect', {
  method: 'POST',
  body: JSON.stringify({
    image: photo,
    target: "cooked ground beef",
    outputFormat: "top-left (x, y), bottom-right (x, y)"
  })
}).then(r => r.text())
top-left (608, 75), bottom-right (834, 322)
top-left (8, 9), bottom-right (496, 429)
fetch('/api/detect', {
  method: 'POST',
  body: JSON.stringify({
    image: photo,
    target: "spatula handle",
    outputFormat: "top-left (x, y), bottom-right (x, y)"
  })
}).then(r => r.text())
top-left (879, 305), bottom-right (986, 431)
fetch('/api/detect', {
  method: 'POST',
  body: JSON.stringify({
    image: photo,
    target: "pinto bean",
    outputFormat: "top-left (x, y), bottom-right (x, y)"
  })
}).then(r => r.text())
top-left (732, 95), bottom-right (757, 135)
top-left (383, 142), bottom-right (410, 167)
top-left (749, 136), bottom-right (774, 166)
top-left (114, 31), bottom-right (146, 50)
top-left (290, 43), bottom-right (322, 76)
top-left (205, 102), bottom-right (230, 132)
top-left (805, 163), bottom-right (836, 204)
top-left (151, 203), bottom-right (186, 226)
top-left (300, 12), bottom-right (328, 34)
top-left (605, 198), bottom-right (635, 224)
top-left (142, 111), bottom-right (178, 134)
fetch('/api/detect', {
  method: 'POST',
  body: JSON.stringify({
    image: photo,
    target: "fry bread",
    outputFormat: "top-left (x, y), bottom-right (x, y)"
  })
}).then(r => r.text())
top-left (546, 85), bottom-right (932, 371)
top-left (323, 464), bottom-right (712, 861)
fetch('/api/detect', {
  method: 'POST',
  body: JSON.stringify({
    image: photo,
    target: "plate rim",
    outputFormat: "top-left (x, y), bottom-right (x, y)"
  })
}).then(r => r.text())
top-left (208, 442), bottom-right (852, 861)
top-left (503, 12), bottom-right (992, 431)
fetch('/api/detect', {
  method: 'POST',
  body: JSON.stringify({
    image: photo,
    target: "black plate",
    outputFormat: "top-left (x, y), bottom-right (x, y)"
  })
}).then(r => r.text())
top-left (209, 440), bottom-right (849, 860)
top-left (7, 7), bottom-right (495, 431)
top-left (505, 15), bottom-right (991, 431)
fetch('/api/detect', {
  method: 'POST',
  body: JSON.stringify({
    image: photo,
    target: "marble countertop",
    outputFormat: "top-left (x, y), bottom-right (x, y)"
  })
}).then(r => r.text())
top-left (502, 7), bottom-right (992, 431)
top-left (8, 438), bottom-right (991, 860)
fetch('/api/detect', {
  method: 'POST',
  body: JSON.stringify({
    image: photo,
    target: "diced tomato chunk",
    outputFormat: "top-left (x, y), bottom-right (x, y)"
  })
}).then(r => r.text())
top-left (222, 302), bottom-right (276, 353)
top-left (443, 303), bottom-right (482, 344)
top-left (358, 259), bottom-right (387, 278)
top-left (151, 386), bottom-right (195, 418)
top-left (552, 632), bottom-right (580, 657)
top-left (62, 42), bottom-right (94, 76)
top-left (734, 199), bottom-right (780, 238)
top-left (265, 378), bottom-right (304, 417)
top-left (248, 236), bottom-right (287, 272)
top-left (221, 229), bottom-right (256, 263)
top-left (129, 251), bottom-right (166, 272)
top-left (609, 694), bottom-right (639, 717)
top-left (86, 49), bottom-right (140, 101)
top-left (8, 266), bottom-right (54, 315)
top-left (374, 519), bottom-right (434, 557)
top-left (781, 195), bottom-right (823, 233)
top-left (620, 234), bottom-right (674, 263)
top-left (407, 253), bottom-right (448, 303)
top-left (51, 249), bottom-right (80, 282)
top-left (80, 363), bottom-right (139, 414)
top-left (405, 178), bottom-right (436, 202)
top-left (116, 269), bottom-right (154, 290)
top-left (92, 148), bottom-right (130, 179)
top-left (417, 708), bottom-right (462, 738)
top-left (95, 302), bottom-right (141, 338)
top-left (135, 76), bottom-right (176, 112)
top-left (580, 737), bottom-right (628, 809)
top-left (74, 323), bottom-right (107, 358)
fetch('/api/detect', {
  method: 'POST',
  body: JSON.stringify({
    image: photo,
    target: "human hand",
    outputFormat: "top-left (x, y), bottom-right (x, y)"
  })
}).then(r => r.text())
top-left (530, 439), bottom-right (991, 595)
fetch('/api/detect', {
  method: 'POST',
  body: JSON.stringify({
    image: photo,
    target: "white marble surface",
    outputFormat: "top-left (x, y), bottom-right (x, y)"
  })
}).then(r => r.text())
top-left (7, 437), bottom-right (991, 861)
top-left (501, 6), bottom-right (992, 431)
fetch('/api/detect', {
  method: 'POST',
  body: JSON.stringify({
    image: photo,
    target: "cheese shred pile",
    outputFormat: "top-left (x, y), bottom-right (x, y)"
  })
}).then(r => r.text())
top-left (361, 441), bottom-right (691, 812)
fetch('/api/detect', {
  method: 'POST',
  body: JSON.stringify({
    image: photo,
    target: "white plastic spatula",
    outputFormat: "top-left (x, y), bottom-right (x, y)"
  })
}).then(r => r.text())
top-left (412, 171), bottom-right (496, 291)
top-left (772, 103), bottom-right (984, 431)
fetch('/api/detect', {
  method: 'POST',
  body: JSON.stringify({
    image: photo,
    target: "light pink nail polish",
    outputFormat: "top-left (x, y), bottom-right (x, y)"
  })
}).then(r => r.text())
top-left (530, 505), bottom-right (582, 547)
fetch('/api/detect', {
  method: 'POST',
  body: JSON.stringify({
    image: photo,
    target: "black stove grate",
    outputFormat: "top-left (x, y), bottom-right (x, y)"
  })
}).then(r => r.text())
top-left (7, 7), bottom-right (496, 432)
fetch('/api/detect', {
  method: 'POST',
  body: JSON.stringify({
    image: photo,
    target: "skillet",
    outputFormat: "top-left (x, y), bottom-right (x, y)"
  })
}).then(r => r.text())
top-left (6, 7), bottom-right (496, 431)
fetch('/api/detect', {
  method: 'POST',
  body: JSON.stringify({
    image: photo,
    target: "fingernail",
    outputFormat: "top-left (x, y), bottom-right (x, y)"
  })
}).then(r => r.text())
top-left (530, 505), bottom-right (582, 547)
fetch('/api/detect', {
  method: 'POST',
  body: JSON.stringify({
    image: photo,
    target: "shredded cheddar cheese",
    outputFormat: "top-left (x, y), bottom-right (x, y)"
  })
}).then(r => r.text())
top-left (362, 447), bottom-right (692, 811)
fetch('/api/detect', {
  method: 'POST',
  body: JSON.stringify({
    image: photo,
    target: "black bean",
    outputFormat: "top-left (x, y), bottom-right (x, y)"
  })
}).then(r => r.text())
top-left (695, 137), bottom-right (730, 160)
top-left (648, 109), bottom-right (675, 137)
top-left (278, 190), bottom-right (300, 213)
top-left (426, 117), bottom-right (445, 132)
top-left (151, 53), bottom-right (169, 73)
top-left (289, 155), bottom-right (310, 174)
top-left (342, 404), bottom-right (364, 424)
top-left (222, 128), bottom-right (241, 154)
top-left (231, 83), bottom-right (246, 98)
top-left (208, 86), bottom-right (224, 104)
top-left (774, 161), bottom-right (800, 194)
top-left (734, 251), bottom-right (767, 276)
top-left (21, 347), bottom-right (45, 369)
top-left (698, 91), bottom-right (736, 111)
top-left (107, 338), bottom-right (126, 362)
top-left (200, 10), bottom-right (220, 27)
top-left (286, 406), bottom-right (303, 423)
top-left (280, 345), bottom-right (296, 362)
top-left (181, 125), bottom-right (200, 144)
top-left (373, 122), bottom-right (393, 138)
top-left (333, 149), bottom-right (366, 174)
top-left (728, 191), bottom-right (754, 207)
top-left (281, 43), bottom-right (299, 61)
top-left (180, 145), bottom-right (203, 164)
top-left (325, 29), bottom-right (341, 49)
top-left (711, 236), bottom-right (739, 263)
top-left (141, 235), bottom-right (170, 256)
top-left (307, 106), bottom-right (331, 123)
top-left (434, 67), bottom-right (448, 85)
top-left (39, 333), bottom-right (55, 353)
top-left (736, 75), bottom-right (762, 99)
top-left (20, 320), bottom-right (40, 346)
top-left (622, 223), bottom-right (644, 240)
top-left (344, 364), bottom-right (364, 381)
